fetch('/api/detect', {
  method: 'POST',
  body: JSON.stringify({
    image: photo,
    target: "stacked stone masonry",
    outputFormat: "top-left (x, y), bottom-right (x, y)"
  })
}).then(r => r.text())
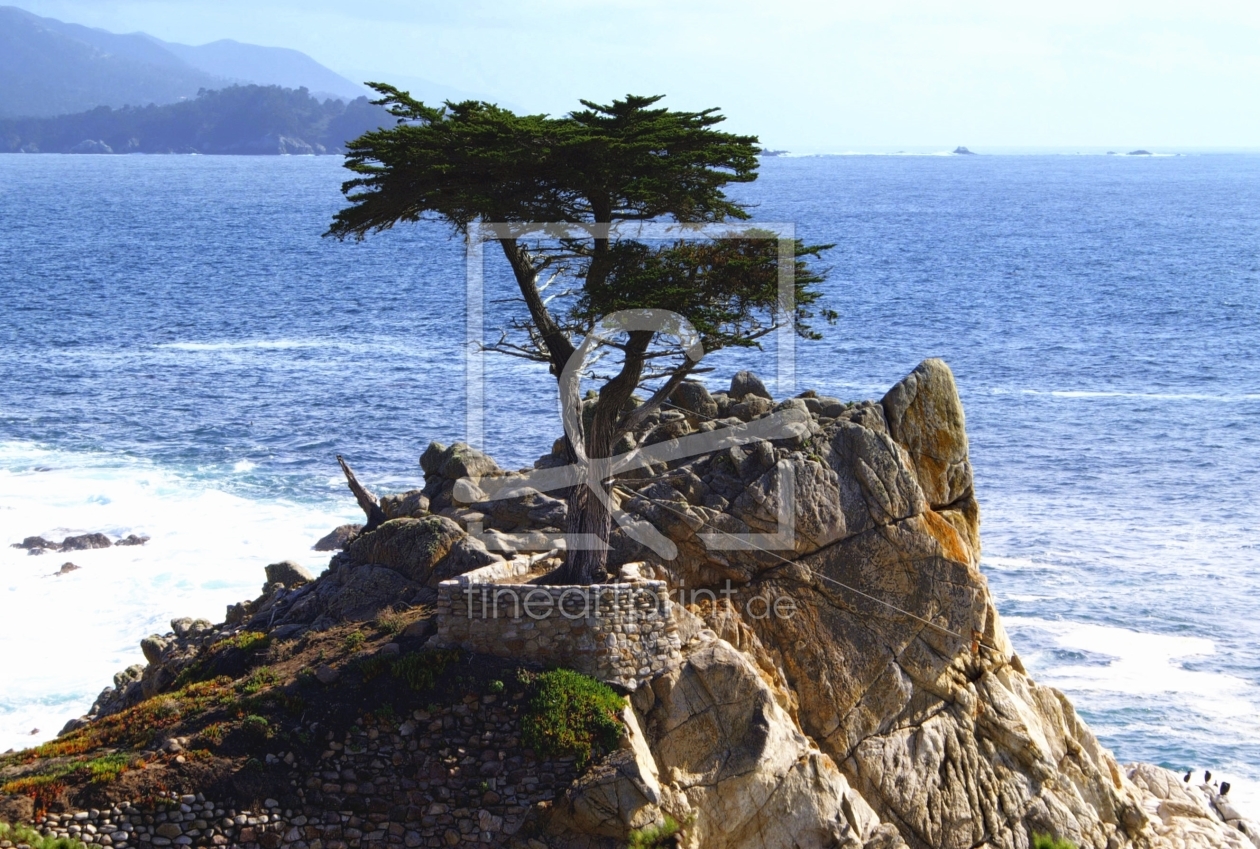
top-left (23, 701), bottom-right (582, 849)
top-left (434, 579), bottom-right (683, 689)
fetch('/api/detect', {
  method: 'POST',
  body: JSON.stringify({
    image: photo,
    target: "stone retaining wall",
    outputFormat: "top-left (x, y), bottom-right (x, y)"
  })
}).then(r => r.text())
top-left (23, 698), bottom-right (579, 849)
top-left (433, 576), bottom-right (682, 690)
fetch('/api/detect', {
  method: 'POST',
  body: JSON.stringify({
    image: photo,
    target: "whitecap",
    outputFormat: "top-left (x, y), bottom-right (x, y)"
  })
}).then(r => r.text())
top-left (0, 441), bottom-right (359, 752)
top-left (1005, 618), bottom-right (1259, 717)
top-left (157, 340), bottom-right (330, 352)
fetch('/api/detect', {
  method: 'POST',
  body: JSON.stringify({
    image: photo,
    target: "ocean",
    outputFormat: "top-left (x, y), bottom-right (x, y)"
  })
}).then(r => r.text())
top-left (1, 152), bottom-right (1257, 813)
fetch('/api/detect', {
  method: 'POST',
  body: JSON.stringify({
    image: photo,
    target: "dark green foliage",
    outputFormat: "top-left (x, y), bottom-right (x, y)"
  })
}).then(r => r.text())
top-left (241, 715), bottom-right (270, 742)
top-left (1033, 835), bottom-right (1078, 849)
top-left (0, 85), bottom-right (389, 154)
top-left (354, 653), bottom-right (391, 681)
top-left (391, 650), bottom-right (459, 692)
top-left (576, 234), bottom-right (835, 347)
top-left (521, 669), bottom-right (625, 768)
top-left (237, 666), bottom-right (280, 695)
top-left (329, 90), bottom-right (758, 237)
top-left (328, 87), bottom-right (831, 407)
top-left (328, 87), bottom-right (834, 584)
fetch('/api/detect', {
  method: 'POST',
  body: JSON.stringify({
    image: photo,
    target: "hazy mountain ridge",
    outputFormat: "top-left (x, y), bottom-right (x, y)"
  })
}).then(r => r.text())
top-left (154, 38), bottom-right (367, 102)
top-left (0, 84), bottom-right (391, 154)
top-left (0, 5), bottom-right (366, 118)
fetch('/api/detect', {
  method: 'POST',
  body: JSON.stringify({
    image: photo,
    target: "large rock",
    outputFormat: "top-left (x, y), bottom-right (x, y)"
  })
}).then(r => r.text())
top-left (342, 516), bottom-right (500, 586)
top-left (313, 523), bottom-right (361, 551)
top-left (380, 490), bottom-right (429, 520)
top-left (669, 381), bottom-right (719, 420)
top-left (320, 564), bottom-right (418, 621)
top-left (264, 560), bottom-right (314, 589)
top-left (730, 370), bottom-right (773, 401)
top-left (608, 360), bottom-right (1177, 849)
top-left (436, 442), bottom-right (501, 481)
top-left (633, 638), bottom-right (904, 849)
top-left (881, 359), bottom-right (973, 510)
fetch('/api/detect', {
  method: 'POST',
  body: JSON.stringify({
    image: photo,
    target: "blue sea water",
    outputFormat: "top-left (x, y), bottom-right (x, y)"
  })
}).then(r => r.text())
top-left (1, 153), bottom-right (1257, 810)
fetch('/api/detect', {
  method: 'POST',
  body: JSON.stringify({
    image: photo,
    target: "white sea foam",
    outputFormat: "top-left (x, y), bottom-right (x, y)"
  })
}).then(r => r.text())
top-left (980, 555), bottom-right (1041, 571)
top-left (1006, 617), bottom-right (1260, 819)
top-left (157, 340), bottom-right (332, 352)
top-left (1007, 618), bottom-right (1252, 706)
top-left (0, 441), bottom-right (358, 753)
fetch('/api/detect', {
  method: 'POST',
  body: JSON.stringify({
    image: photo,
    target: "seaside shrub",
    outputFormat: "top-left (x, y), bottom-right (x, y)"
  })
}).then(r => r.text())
top-left (390, 650), bottom-right (458, 692)
top-left (227, 631), bottom-right (271, 653)
top-left (375, 612), bottom-right (406, 636)
top-left (0, 821), bottom-right (85, 849)
top-left (521, 669), bottom-right (625, 767)
top-left (628, 815), bottom-right (684, 849)
top-left (198, 722), bottom-right (225, 746)
top-left (241, 714), bottom-right (270, 741)
top-left (343, 631), bottom-right (365, 653)
top-left (1033, 835), bottom-right (1078, 849)
top-left (84, 753), bottom-right (131, 784)
top-left (355, 653), bottom-right (392, 682)
top-left (238, 666), bottom-right (280, 695)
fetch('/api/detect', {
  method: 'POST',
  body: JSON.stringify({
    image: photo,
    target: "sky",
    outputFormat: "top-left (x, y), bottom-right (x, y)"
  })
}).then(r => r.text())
top-left (10, 0), bottom-right (1260, 151)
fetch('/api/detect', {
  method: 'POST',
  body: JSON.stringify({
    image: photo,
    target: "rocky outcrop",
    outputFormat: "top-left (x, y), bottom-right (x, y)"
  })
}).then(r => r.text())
top-left (50, 359), bottom-right (1256, 849)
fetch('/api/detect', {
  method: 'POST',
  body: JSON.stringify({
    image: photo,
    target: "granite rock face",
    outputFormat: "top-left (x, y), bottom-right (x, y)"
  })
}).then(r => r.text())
top-left (63, 359), bottom-right (1257, 849)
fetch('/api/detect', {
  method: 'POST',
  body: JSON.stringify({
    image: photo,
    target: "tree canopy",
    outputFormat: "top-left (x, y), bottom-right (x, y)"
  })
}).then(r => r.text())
top-left (329, 86), bottom-right (833, 584)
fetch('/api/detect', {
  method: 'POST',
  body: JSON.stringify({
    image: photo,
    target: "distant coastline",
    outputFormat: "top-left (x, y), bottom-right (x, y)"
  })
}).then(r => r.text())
top-left (0, 85), bottom-right (389, 155)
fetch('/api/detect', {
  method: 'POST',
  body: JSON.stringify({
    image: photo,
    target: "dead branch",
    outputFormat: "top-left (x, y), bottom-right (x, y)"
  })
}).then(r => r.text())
top-left (337, 454), bottom-right (388, 532)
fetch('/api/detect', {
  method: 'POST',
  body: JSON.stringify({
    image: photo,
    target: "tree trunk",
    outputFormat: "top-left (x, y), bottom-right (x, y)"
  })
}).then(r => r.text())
top-left (552, 331), bottom-right (651, 584)
top-left (556, 460), bottom-right (615, 585)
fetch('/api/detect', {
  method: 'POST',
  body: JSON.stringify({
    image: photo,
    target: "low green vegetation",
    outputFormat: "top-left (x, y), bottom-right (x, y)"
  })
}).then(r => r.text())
top-left (84, 753), bottom-right (131, 784)
top-left (173, 631), bottom-right (271, 688)
top-left (0, 753), bottom-right (135, 813)
top-left (3, 677), bottom-right (234, 763)
top-left (1033, 835), bottom-right (1078, 849)
top-left (343, 631), bottom-right (365, 653)
top-left (0, 821), bottom-right (85, 849)
top-left (628, 815), bottom-right (684, 849)
top-left (390, 650), bottom-right (459, 691)
top-left (521, 669), bottom-right (625, 768)
top-left (241, 714), bottom-right (270, 741)
top-left (238, 665), bottom-right (281, 695)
